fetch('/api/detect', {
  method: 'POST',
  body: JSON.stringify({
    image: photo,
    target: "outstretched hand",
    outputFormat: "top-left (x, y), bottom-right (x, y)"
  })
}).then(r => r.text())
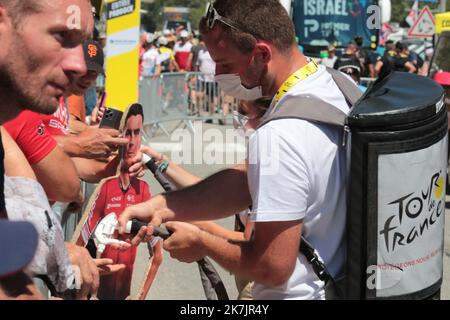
top-left (95, 258), bottom-right (126, 276)
top-left (76, 127), bottom-right (128, 160)
top-left (162, 222), bottom-right (207, 263)
top-left (116, 198), bottom-right (166, 247)
top-left (128, 151), bottom-right (145, 178)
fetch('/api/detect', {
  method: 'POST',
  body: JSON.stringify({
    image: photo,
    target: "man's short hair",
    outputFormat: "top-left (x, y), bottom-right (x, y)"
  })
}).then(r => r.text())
top-left (0, 0), bottom-right (43, 25)
top-left (347, 41), bottom-right (357, 49)
top-left (254, 96), bottom-right (272, 114)
top-left (199, 0), bottom-right (295, 54)
top-left (385, 40), bottom-right (395, 52)
top-left (396, 42), bottom-right (408, 52)
top-left (126, 103), bottom-right (144, 123)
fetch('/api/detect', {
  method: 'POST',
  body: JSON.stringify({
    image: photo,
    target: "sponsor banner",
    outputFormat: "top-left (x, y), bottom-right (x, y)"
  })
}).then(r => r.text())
top-left (293, 0), bottom-right (378, 47)
top-left (105, 0), bottom-right (141, 112)
top-left (376, 135), bottom-right (447, 297)
top-left (107, 0), bottom-right (136, 20)
top-left (107, 27), bottom-right (140, 58)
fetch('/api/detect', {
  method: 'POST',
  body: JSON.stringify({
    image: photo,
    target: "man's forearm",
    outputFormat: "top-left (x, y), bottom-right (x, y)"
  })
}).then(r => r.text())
top-left (199, 220), bottom-right (301, 288)
top-left (68, 118), bottom-right (88, 135)
top-left (198, 230), bottom-right (268, 285)
top-left (165, 161), bottom-right (202, 189)
top-left (72, 156), bottom-right (119, 183)
top-left (162, 165), bottom-right (251, 222)
top-left (33, 146), bottom-right (81, 202)
top-left (193, 221), bottom-right (245, 241)
top-left (54, 135), bottom-right (84, 158)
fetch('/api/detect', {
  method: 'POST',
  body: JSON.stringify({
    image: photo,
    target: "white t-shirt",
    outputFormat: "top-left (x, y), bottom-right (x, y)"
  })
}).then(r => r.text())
top-left (173, 41), bottom-right (193, 70)
top-left (197, 49), bottom-right (216, 83)
top-left (247, 65), bottom-right (349, 300)
top-left (141, 48), bottom-right (159, 77)
top-left (173, 41), bottom-right (193, 54)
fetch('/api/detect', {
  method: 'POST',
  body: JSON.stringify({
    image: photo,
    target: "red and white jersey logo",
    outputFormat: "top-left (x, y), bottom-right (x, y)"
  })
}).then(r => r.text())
top-left (41, 97), bottom-right (69, 136)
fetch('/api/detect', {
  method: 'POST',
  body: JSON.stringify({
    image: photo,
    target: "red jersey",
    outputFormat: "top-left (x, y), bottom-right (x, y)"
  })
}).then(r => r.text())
top-left (3, 110), bottom-right (57, 165)
top-left (40, 97), bottom-right (69, 136)
top-left (139, 46), bottom-right (146, 77)
top-left (81, 176), bottom-right (151, 300)
top-left (173, 41), bottom-right (193, 71)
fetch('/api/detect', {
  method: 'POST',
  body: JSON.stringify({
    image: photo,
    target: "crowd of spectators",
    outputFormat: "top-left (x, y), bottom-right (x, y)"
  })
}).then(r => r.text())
top-left (138, 27), bottom-right (237, 124)
top-left (318, 36), bottom-right (433, 92)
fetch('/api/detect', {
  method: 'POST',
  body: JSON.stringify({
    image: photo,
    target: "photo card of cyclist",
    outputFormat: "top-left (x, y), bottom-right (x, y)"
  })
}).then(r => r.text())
top-left (71, 104), bottom-right (163, 300)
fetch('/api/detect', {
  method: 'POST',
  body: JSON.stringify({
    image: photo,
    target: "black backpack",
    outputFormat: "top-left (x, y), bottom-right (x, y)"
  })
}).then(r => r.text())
top-left (257, 70), bottom-right (446, 300)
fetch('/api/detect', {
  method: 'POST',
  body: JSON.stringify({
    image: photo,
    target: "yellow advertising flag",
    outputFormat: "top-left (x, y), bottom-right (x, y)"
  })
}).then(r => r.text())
top-left (435, 12), bottom-right (450, 34)
top-left (105, 0), bottom-right (141, 112)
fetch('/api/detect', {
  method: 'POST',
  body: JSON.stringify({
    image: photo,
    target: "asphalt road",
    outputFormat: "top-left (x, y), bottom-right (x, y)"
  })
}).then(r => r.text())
top-left (130, 120), bottom-right (450, 300)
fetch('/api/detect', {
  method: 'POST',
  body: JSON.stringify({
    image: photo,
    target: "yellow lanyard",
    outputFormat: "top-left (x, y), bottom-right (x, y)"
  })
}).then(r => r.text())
top-left (273, 60), bottom-right (319, 107)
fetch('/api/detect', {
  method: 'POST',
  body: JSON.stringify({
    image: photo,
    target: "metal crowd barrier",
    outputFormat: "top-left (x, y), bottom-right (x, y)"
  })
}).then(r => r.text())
top-left (140, 72), bottom-right (378, 139)
top-left (139, 72), bottom-right (238, 138)
top-left (57, 181), bottom-right (97, 242)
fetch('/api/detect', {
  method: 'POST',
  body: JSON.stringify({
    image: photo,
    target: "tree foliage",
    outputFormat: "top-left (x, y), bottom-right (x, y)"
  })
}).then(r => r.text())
top-left (391, 0), bottom-right (450, 24)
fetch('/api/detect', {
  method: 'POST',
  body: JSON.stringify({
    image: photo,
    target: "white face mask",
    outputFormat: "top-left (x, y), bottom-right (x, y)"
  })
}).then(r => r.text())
top-left (215, 74), bottom-right (263, 100)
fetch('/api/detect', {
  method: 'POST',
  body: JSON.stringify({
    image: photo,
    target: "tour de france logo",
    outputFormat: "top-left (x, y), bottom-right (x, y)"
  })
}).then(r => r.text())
top-left (379, 171), bottom-right (445, 254)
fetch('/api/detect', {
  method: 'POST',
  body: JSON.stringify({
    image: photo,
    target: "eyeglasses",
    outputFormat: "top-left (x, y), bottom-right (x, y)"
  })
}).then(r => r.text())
top-left (232, 110), bottom-right (249, 127)
top-left (231, 110), bottom-right (247, 129)
top-left (232, 110), bottom-right (260, 129)
top-left (204, 2), bottom-right (240, 31)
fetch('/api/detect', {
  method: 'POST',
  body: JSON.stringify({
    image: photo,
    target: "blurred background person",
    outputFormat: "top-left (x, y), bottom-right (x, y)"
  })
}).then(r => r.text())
top-left (141, 34), bottom-right (159, 80)
top-left (173, 30), bottom-right (193, 72)
top-left (197, 46), bottom-right (218, 124)
top-left (334, 42), bottom-right (364, 73)
top-left (321, 45), bottom-right (338, 69)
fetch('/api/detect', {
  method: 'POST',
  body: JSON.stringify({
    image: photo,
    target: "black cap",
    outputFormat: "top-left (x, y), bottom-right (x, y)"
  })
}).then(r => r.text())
top-left (83, 40), bottom-right (105, 75)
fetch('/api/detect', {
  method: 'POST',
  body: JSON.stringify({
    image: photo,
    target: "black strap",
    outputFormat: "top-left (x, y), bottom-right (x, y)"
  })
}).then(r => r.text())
top-left (197, 258), bottom-right (229, 300)
top-left (235, 214), bottom-right (246, 232)
top-left (299, 237), bottom-right (334, 284)
top-left (35, 275), bottom-right (58, 297)
top-left (148, 161), bottom-right (229, 300)
top-left (325, 67), bottom-right (364, 105)
top-left (258, 69), bottom-right (362, 131)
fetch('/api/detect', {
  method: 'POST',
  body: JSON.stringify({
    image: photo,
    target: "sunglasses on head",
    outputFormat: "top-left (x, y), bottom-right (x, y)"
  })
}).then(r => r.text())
top-left (204, 2), bottom-right (240, 31)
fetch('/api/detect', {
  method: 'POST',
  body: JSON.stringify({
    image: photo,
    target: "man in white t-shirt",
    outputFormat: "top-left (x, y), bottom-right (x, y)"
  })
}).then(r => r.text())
top-left (198, 48), bottom-right (216, 83)
top-left (118, 0), bottom-right (352, 300)
top-left (321, 45), bottom-right (338, 69)
top-left (197, 48), bottom-right (219, 119)
top-left (141, 35), bottom-right (159, 78)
